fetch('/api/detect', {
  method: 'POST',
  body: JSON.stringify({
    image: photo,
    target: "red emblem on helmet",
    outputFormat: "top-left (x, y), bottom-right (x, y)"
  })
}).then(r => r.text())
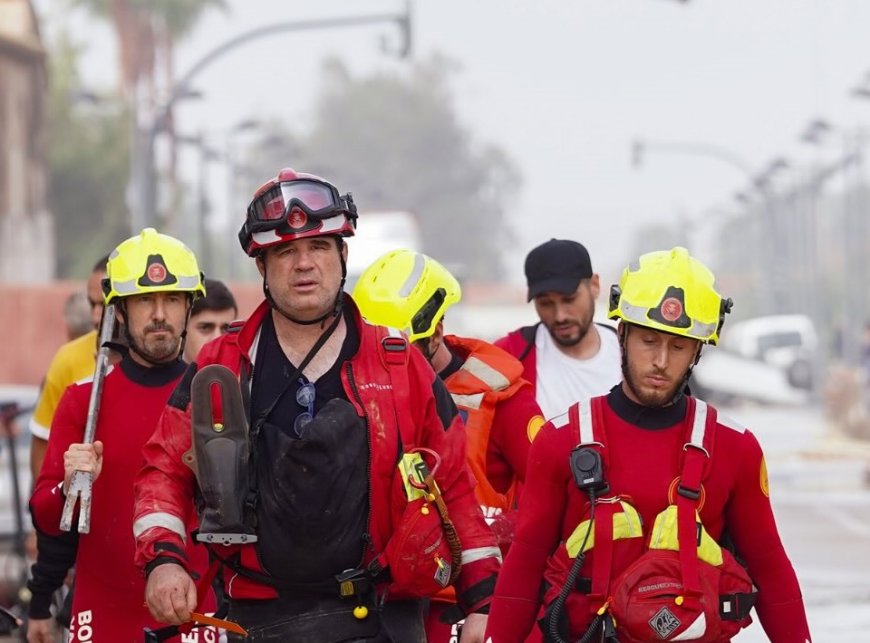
top-left (287, 208), bottom-right (308, 229)
top-left (660, 297), bottom-right (683, 322)
top-left (147, 262), bottom-right (167, 283)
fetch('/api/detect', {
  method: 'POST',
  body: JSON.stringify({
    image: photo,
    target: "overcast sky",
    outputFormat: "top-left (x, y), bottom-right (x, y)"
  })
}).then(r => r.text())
top-left (35, 0), bottom-right (870, 285)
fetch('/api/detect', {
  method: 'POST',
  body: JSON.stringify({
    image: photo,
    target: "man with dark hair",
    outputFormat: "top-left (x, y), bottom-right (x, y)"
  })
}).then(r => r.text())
top-left (486, 248), bottom-right (811, 643)
top-left (30, 229), bottom-right (216, 642)
top-left (495, 239), bottom-right (621, 423)
top-left (183, 277), bottom-right (238, 363)
top-left (134, 169), bottom-right (500, 642)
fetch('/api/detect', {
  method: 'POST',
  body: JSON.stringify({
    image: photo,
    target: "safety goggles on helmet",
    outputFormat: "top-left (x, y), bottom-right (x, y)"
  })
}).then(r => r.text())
top-left (239, 174), bottom-right (358, 256)
top-left (248, 180), bottom-right (355, 227)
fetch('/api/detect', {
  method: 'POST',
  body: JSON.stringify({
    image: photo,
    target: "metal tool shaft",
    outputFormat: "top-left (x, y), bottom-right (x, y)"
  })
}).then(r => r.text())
top-left (60, 303), bottom-right (116, 533)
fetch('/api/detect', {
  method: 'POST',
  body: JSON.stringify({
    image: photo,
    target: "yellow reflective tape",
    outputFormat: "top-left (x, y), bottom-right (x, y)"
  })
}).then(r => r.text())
top-left (565, 501), bottom-right (643, 558)
top-left (398, 452), bottom-right (438, 501)
top-left (648, 505), bottom-right (723, 566)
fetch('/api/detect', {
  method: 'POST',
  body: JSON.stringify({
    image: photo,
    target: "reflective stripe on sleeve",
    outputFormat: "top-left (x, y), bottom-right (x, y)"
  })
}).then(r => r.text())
top-left (133, 512), bottom-right (188, 542)
top-left (461, 546), bottom-right (503, 564)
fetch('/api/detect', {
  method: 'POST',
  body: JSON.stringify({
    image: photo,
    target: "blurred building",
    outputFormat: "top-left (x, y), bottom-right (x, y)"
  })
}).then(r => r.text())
top-left (0, 0), bottom-right (52, 282)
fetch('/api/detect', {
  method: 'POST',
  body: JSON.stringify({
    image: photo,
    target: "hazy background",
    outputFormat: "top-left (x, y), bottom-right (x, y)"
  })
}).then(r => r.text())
top-left (32, 0), bottom-right (870, 284)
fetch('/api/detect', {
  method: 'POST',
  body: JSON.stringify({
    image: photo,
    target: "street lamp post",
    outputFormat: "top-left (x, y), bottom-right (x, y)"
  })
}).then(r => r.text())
top-left (130, 2), bottom-right (413, 233)
top-left (630, 138), bottom-right (785, 315)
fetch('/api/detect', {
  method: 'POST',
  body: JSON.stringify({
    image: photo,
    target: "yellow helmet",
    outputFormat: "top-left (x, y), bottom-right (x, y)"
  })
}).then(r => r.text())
top-left (103, 228), bottom-right (205, 305)
top-left (608, 247), bottom-right (732, 345)
top-left (353, 249), bottom-right (461, 342)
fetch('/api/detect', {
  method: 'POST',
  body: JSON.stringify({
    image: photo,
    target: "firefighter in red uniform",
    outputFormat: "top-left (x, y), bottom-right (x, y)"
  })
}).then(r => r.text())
top-left (485, 247), bottom-right (812, 643)
top-left (353, 249), bottom-right (545, 642)
top-left (133, 169), bottom-right (501, 642)
top-left (29, 228), bottom-right (216, 642)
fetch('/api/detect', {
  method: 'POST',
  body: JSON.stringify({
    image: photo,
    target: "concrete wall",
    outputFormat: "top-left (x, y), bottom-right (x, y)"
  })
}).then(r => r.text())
top-left (0, 282), bottom-right (264, 386)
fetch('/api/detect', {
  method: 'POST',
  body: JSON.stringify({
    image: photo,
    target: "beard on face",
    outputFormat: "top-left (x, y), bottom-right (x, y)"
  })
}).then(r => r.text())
top-left (131, 321), bottom-right (181, 363)
top-left (546, 314), bottom-right (593, 348)
top-left (624, 362), bottom-right (684, 407)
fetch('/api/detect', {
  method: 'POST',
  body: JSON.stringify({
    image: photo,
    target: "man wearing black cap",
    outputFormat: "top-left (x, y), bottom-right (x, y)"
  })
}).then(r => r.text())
top-left (494, 239), bottom-right (621, 422)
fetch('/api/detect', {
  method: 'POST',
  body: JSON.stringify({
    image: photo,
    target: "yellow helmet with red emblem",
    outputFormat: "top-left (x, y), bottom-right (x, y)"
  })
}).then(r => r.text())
top-left (608, 247), bottom-right (732, 345)
top-left (102, 228), bottom-right (205, 305)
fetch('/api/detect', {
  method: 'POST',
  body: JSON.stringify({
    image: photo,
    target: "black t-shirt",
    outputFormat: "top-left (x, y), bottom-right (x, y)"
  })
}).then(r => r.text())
top-left (250, 308), bottom-right (369, 583)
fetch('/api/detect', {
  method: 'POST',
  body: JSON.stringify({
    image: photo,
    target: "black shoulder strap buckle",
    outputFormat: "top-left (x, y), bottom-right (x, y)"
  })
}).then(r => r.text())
top-left (381, 335), bottom-right (408, 365)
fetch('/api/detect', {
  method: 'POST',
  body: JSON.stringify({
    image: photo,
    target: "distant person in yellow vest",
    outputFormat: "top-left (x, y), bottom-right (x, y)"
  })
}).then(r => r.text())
top-left (29, 254), bottom-right (109, 478)
top-left (354, 249), bottom-right (544, 643)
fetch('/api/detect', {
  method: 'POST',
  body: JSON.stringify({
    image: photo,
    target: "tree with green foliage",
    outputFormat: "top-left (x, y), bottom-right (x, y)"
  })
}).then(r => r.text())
top-left (46, 35), bottom-right (130, 277)
top-left (247, 56), bottom-right (521, 281)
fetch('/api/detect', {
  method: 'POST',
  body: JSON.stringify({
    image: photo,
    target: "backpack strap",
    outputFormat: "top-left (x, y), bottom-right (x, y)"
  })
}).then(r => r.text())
top-left (378, 327), bottom-right (413, 443)
top-left (567, 397), bottom-right (616, 610)
top-left (675, 398), bottom-right (715, 607)
top-left (517, 323), bottom-right (540, 362)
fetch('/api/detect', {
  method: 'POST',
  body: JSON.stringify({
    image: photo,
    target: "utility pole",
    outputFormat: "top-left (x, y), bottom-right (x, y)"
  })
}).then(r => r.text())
top-left (129, 2), bottom-right (413, 232)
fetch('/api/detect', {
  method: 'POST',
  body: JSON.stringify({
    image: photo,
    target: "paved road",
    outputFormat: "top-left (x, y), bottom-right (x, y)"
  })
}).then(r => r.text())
top-left (723, 403), bottom-right (870, 642)
top-left (3, 403), bottom-right (867, 642)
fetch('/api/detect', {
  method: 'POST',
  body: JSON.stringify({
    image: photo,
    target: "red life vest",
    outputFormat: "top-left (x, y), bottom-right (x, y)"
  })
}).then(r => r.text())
top-left (542, 397), bottom-right (755, 642)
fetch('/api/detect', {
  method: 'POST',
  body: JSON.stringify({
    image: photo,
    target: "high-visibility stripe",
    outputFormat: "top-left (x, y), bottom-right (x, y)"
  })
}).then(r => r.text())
top-left (689, 400), bottom-right (708, 448)
top-left (461, 546), bottom-right (502, 564)
top-left (133, 512), bottom-right (187, 542)
top-left (461, 356), bottom-right (511, 391)
top-left (565, 501), bottom-right (643, 558)
top-left (616, 301), bottom-right (719, 341)
top-left (399, 253), bottom-right (426, 298)
top-left (579, 398), bottom-right (593, 442)
top-left (451, 392), bottom-right (485, 410)
top-left (112, 274), bottom-right (201, 294)
top-left (648, 505), bottom-right (723, 566)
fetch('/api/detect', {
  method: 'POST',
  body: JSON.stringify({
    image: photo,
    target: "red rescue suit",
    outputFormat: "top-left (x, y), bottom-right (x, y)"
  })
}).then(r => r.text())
top-left (485, 390), bottom-right (811, 643)
top-left (30, 357), bottom-right (215, 642)
top-left (133, 299), bottom-right (501, 616)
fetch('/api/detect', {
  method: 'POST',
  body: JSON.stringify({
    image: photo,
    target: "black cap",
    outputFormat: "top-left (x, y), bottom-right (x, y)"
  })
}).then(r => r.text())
top-left (525, 239), bottom-right (593, 301)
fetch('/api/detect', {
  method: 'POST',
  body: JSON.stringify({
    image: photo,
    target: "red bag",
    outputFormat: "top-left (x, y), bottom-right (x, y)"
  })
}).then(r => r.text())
top-left (610, 547), bottom-right (754, 642)
top-left (382, 448), bottom-right (463, 598)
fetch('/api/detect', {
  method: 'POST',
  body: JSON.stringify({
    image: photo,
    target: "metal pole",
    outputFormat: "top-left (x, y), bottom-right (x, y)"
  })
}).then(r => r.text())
top-left (197, 135), bottom-right (212, 275)
top-left (136, 6), bottom-right (413, 228)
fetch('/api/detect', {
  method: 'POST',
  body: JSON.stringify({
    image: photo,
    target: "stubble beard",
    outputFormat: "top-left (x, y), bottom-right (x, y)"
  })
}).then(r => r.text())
top-left (624, 365), bottom-right (682, 408)
top-left (133, 325), bottom-right (181, 363)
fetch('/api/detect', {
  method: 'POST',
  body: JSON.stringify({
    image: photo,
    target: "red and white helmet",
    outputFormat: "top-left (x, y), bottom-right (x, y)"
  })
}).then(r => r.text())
top-left (238, 168), bottom-right (358, 256)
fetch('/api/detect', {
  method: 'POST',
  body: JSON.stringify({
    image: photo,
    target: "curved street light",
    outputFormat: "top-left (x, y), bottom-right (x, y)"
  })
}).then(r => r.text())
top-left (131, 2), bottom-right (413, 232)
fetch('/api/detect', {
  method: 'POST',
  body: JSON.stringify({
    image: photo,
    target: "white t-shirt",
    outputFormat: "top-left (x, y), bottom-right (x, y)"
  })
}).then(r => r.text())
top-left (535, 322), bottom-right (623, 420)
